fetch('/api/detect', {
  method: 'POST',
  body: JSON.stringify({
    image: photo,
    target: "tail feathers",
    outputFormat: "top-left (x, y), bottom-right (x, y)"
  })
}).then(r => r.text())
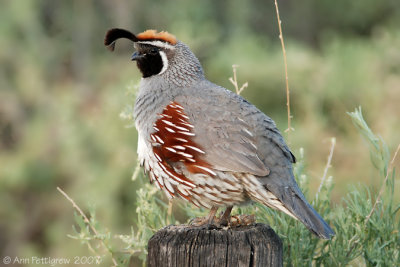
top-left (278, 188), bottom-right (335, 239)
top-left (247, 172), bottom-right (335, 239)
top-left (290, 193), bottom-right (335, 239)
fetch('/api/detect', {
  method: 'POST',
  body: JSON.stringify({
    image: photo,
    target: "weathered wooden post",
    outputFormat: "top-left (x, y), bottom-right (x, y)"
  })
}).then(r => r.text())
top-left (147, 223), bottom-right (282, 267)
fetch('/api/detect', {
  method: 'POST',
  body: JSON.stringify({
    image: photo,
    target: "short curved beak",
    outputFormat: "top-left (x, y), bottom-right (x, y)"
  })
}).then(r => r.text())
top-left (131, 51), bottom-right (143, 61)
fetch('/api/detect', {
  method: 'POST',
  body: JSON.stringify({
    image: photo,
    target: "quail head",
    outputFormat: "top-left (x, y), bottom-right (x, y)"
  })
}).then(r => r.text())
top-left (104, 28), bottom-right (335, 239)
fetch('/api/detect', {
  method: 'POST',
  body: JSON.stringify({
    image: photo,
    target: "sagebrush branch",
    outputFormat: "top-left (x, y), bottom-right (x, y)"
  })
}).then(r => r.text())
top-left (316, 138), bottom-right (336, 199)
top-left (273, 0), bottom-right (294, 138)
top-left (229, 64), bottom-right (248, 95)
top-left (365, 143), bottom-right (400, 223)
top-left (57, 187), bottom-right (118, 266)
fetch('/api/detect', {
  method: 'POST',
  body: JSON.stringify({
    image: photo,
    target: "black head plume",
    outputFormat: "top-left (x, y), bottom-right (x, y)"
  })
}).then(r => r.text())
top-left (104, 28), bottom-right (138, 51)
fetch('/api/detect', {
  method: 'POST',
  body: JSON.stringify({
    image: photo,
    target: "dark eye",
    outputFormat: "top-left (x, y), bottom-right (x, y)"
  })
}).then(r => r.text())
top-left (150, 48), bottom-right (159, 54)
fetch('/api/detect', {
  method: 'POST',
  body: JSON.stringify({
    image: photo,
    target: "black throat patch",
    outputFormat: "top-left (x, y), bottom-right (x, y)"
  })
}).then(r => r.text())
top-left (136, 52), bottom-right (163, 78)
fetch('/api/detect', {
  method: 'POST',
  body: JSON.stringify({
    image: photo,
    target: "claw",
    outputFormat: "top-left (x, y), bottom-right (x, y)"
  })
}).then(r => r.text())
top-left (190, 206), bottom-right (218, 226)
top-left (190, 206), bottom-right (256, 228)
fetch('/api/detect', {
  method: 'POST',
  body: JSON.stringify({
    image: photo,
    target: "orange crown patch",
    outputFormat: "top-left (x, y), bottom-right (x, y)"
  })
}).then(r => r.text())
top-left (136, 30), bottom-right (177, 45)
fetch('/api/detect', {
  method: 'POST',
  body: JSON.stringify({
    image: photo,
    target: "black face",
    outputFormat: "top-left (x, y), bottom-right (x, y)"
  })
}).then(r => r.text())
top-left (132, 45), bottom-right (163, 78)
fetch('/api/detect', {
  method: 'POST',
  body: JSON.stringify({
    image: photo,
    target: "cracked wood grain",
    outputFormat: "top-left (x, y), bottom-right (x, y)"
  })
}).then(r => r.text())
top-left (147, 223), bottom-right (282, 267)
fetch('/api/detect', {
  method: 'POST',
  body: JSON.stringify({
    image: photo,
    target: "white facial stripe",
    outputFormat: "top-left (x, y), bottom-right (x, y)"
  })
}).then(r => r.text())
top-left (159, 51), bottom-right (168, 75)
top-left (137, 40), bottom-right (175, 50)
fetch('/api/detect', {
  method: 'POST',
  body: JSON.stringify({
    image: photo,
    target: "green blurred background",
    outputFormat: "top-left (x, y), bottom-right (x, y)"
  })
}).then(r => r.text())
top-left (1, 0), bottom-right (399, 265)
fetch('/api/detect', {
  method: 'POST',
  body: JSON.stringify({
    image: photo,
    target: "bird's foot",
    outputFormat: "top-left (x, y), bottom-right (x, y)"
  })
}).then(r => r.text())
top-left (227, 214), bottom-right (256, 227)
top-left (189, 216), bottom-right (220, 230)
top-left (189, 206), bottom-right (255, 228)
top-left (189, 206), bottom-right (218, 228)
top-left (190, 214), bottom-right (256, 228)
top-left (189, 216), bottom-right (213, 227)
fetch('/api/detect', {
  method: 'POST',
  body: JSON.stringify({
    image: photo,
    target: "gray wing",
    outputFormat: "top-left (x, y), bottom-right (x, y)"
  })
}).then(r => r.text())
top-left (175, 83), bottom-right (294, 176)
top-left (175, 84), bottom-right (336, 239)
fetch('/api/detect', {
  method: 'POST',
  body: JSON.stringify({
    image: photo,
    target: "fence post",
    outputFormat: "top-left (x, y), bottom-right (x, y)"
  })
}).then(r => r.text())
top-left (147, 223), bottom-right (283, 267)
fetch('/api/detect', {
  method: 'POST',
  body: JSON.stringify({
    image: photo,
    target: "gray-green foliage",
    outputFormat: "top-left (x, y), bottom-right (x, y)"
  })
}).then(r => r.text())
top-left (69, 107), bottom-right (399, 266)
top-left (349, 107), bottom-right (391, 177)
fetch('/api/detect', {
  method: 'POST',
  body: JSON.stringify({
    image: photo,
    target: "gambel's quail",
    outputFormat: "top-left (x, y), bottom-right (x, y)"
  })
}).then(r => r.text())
top-left (104, 28), bottom-right (335, 239)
